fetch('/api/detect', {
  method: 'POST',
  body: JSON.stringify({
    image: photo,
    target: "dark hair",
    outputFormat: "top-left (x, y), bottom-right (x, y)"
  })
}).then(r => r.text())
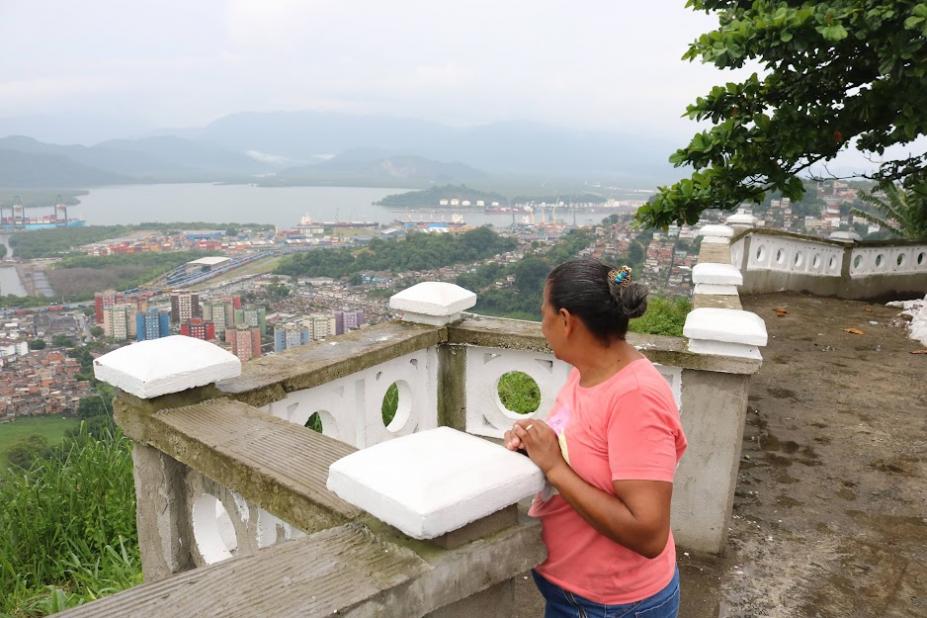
top-left (546, 258), bottom-right (648, 343)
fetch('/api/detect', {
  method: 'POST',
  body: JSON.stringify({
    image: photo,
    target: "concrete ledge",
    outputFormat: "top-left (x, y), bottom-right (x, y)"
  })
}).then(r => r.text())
top-left (114, 396), bottom-right (361, 532)
top-left (450, 315), bottom-right (762, 375)
top-left (216, 320), bottom-right (447, 404)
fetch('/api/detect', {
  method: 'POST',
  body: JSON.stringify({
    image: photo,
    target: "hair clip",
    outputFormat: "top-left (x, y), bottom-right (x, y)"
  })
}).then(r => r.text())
top-left (608, 266), bottom-right (633, 287)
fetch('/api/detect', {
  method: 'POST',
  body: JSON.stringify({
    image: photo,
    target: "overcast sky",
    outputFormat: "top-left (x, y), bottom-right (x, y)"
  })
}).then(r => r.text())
top-left (0, 1), bottom-right (748, 144)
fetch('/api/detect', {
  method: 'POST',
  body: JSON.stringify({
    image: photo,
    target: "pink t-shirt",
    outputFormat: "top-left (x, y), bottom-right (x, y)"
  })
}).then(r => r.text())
top-left (529, 357), bottom-right (687, 605)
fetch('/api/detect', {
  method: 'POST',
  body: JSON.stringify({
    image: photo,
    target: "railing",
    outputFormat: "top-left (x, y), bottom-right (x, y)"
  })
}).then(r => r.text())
top-left (67, 262), bottom-right (770, 616)
top-left (730, 225), bottom-right (927, 300)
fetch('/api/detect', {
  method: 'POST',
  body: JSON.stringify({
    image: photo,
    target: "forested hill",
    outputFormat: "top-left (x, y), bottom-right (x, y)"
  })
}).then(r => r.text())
top-left (274, 226), bottom-right (516, 277)
top-left (375, 185), bottom-right (508, 208)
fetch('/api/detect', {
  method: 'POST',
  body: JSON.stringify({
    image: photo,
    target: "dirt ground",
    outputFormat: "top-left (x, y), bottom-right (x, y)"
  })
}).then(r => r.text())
top-left (515, 292), bottom-right (927, 617)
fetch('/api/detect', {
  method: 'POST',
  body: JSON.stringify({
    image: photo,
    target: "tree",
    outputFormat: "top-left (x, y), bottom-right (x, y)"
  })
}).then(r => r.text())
top-left (639, 1), bottom-right (927, 229)
top-left (514, 257), bottom-right (550, 296)
top-left (28, 339), bottom-right (46, 350)
top-left (348, 273), bottom-right (364, 286)
top-left (51, 334), bottom-right (75, 348)
top-left (90, 325), bottom-right (104, 338)
top-left (852, 181), bottom-right (927, 239)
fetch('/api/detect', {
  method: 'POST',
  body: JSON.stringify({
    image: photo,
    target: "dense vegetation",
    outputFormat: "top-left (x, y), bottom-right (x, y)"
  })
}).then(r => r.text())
top-left (275, 227), bottom-right (516, 278)
top-left (469, 230), bottom-right (594, 320)
top-left (375, 184), bottom-right (507, 208)
top-left (48, 251), bottom-right (209, 300)
top-left (0, 425), bottom-right (140, 616)
top-left (9, 222), bottom-right (273, 259)
top-left (643, 0), bottom-right (927, 228)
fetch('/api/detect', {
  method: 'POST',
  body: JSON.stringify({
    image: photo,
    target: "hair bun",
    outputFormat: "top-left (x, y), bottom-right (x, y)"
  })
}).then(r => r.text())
top-left (607, 279), bottom-right (648, 319)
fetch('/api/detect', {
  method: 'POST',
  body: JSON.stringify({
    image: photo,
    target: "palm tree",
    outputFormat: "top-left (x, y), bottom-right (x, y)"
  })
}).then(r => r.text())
top-left (851, 181), bottom-right (927, 241)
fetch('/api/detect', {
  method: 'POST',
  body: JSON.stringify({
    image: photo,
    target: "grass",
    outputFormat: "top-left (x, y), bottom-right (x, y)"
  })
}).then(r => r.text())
top-left (0, 416), bottom-right (79, 463)
top-left (629, 296), bottom-right (692, 338)
top-left (498, 372), bottom-right (541, 414)
top-left (0, 424), bottom-right (141, 616)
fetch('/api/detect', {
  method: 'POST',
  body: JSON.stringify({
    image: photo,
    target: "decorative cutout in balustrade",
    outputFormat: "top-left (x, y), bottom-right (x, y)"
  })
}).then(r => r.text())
top-left (260, 348), bottom-right (439, 448)
top-left (849, 245), bottom-right (927, 278)
top-left (187, 468), bottom-right (304, 566)
top-left (464, 346), bottom-right (683, 438)
top-left (744, 236), bottom-right (844, 276)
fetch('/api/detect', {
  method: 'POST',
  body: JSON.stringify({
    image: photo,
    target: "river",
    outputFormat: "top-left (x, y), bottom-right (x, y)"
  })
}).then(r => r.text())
top-left (66, 183), bottom-right (585, 229)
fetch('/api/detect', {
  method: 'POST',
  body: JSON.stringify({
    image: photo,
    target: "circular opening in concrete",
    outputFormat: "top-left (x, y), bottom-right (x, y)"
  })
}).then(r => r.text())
top-left (192, 493), bottom-right (238, 564)
top-left (896, 253), bottom-right (905, 267)
top-left (776, 249), bottom-right (784, 264)
top-left (794, 252), bottom-right (804, 268)
top-left (875, 254), bottom-right (884, 268)
top-left (918, 252), bottom-right (926, 266)
top-left (812, 254), bottom-right (821, 269)
top-left (497, 371), bottom-right (541, 416)
top-left (305, 412), bottom-right (323, 433)
top-left (756, 246), bottom-right (766, 262)
top-left (382, 380), bottom-right (412, 432)
top-left (853, 255), bottom-right (863, 269)
top-left (828, 256), bottom-right (837, 271)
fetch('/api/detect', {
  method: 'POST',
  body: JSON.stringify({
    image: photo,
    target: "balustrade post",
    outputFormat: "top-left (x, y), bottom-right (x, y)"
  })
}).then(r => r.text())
top-left (389, 281), bottom-right (476, 431)
top-left (93, 335), bottom-right (242, 581)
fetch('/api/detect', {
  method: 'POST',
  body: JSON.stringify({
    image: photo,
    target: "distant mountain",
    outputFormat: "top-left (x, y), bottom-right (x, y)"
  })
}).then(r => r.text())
top-left (0, 111), bottom-right (682, 190)
top-left (193, 111), bottom-right (679, 183)
top-left (267, 153), bottom-right (487, 188)
top-left (0, 149), bottom-right (128, 188)
top-left (0, 135), bottom-right (270, 184)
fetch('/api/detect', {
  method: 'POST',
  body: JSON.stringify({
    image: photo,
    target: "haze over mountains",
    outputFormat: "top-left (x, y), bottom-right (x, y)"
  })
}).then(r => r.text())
top-left (0, 111), bottom-right (681, 190)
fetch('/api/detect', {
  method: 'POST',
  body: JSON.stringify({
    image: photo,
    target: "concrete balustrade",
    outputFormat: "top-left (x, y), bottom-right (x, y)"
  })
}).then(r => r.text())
top-left (731, 228), bottom-right (927, 300)
top-left (73, 258), bottom-right (775, 615)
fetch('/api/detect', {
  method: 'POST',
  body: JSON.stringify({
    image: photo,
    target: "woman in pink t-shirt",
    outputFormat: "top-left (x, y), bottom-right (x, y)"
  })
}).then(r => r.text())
top-left (504, 258), bottom-right (687, 617)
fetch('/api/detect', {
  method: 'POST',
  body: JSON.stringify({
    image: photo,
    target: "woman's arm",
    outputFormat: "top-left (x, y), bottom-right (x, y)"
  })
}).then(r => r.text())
top-left (506, 420), bottom-right (672, 559)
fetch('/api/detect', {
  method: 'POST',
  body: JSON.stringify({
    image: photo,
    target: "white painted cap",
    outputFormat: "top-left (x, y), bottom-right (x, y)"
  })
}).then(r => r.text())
top-left (390, 282), bottom-right (477, 325)
top-left (327, 427), bottom-right (545, 539)
top-left (698, 224), bottom-right (734, 238)
top-left (684, 308), bottom-right (768, 346)
top-left (692, 263), bottom-right (744, 286)
top-left (93, 335), bottom-right (241, 399)
top-left (726, 213), bottom-right (757, 226)
top-left (829, 231), bottom-right (861, 242)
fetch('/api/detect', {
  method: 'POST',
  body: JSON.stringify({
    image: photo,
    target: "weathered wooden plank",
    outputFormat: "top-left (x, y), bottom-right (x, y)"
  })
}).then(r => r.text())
top-left (115, 397), bottom-right (362, 532)
top-left (56, 524), bottom-right (430, 618)
top-left (216, 320), bottom-right (446, 404)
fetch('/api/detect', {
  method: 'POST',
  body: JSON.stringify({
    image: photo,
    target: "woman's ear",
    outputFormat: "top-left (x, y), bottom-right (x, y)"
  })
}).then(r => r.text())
top-left (559, 308), bottom-right (573, 336)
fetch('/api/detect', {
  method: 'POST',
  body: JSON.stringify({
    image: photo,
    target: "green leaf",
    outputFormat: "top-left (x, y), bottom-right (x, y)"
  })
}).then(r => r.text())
top-left (780, 30), bottom-right (794, 42)
top-left (818, 24), bottom-right (849, 41)
top-left (904, 15), bottom-right (925, 29)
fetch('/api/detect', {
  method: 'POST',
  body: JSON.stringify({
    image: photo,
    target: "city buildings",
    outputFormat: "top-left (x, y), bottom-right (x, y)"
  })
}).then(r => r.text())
top-left (180, 317), bottom-right (216, 341)
top-left (226, 326), bottom-right (261, 362)
top-left (170, 291), bottom-right (200, 324)
top-left (136, 307), bottom-right (171, 342)
top-left (103, 303), bottom-right (137, 341)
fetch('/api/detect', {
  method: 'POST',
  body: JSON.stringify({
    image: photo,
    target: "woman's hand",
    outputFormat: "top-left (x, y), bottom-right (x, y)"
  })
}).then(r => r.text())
top-left (511, 419), bottom-right (566, 476)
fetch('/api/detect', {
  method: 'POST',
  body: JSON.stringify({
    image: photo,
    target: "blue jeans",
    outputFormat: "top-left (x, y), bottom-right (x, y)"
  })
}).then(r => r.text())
top-left (532, 567), bottom-right (680, 618)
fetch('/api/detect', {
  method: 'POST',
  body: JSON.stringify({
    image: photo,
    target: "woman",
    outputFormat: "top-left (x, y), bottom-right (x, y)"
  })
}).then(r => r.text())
top-left (504, 258), bottom-right (687, 618)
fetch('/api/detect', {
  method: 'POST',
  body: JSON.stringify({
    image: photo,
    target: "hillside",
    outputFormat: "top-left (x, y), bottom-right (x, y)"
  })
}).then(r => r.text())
top-left (0, 149), bottom-right (127, 188)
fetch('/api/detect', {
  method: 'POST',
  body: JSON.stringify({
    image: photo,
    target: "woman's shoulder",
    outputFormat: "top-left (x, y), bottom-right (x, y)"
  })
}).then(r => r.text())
top-left (609, 359), bottom-right (677, 410)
